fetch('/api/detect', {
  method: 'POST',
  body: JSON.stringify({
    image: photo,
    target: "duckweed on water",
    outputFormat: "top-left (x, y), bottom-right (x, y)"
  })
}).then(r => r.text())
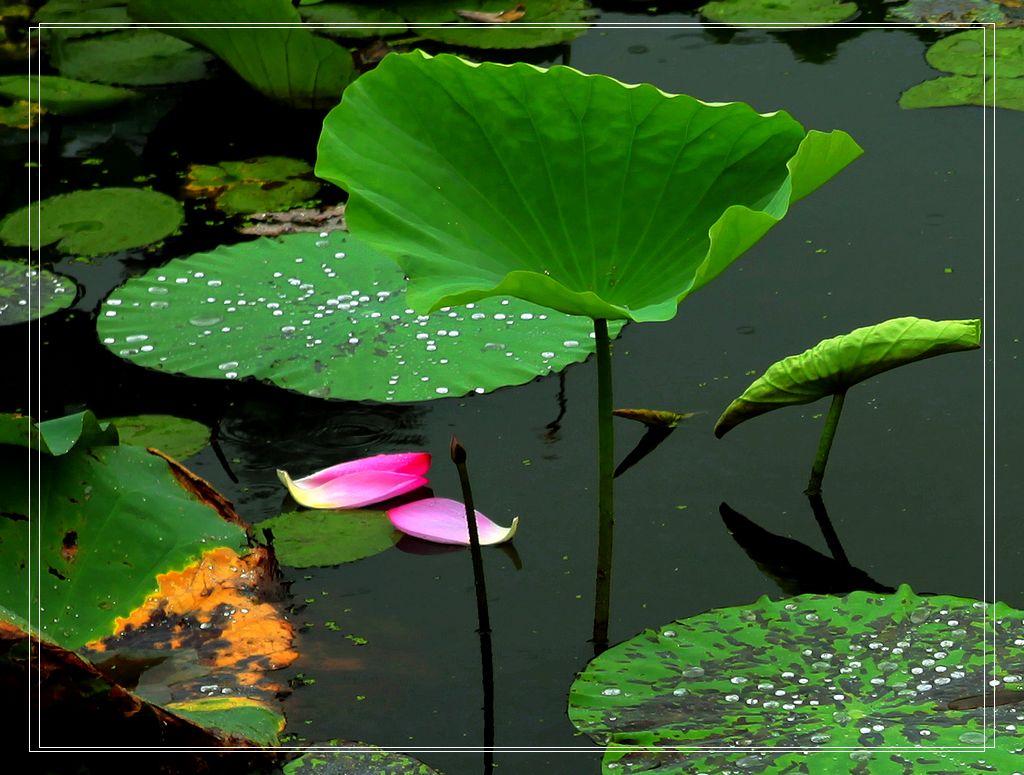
top-left (97, 231), bottom-right (622, 402)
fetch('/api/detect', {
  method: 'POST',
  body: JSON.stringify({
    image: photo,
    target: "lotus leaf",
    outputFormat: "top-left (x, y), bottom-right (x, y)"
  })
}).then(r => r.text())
top-left (97, 231), bottom-right (622, 402)
top-left (900, 75), bottom-right (1024, 112)
top-left (51, 29), bottom-right (213, 86)
top-left (925, 28), bottom-right (1024, 78)
top-left (0, 187), bottom-right (184, 256)
top-left (398, 0), bottom-right (590, 49)
top-left (714, 317), bottom-right (982, 437)
top-left (100, 414), bottom-right (210, 459)
top-left (259, 509), bottom-right (400, 567)
top-left (0, 260), bottom-right (77, 325)
top-left (128, 0), bottom-right (357, 109)
top-left (316, 51), bottom-right (862, 322)
top-left (298, 3), bottom-right (408, 38)
top-left (888, 0), bottom-right (1012, 23)
top-left (184, 156), bottom-right (321, 215)
top-left (0, 412), bottom-right (246, 649)
top-left (34, 0), bottom-right (130, 39)
top-left (569, 586), bottom-right (1024, 773)
top-left (284, 741), bottom-right (441, 774)
top-left (700, 0), bottom-right (858, 25)
top-left (0, 75), bottom-right (140, 116)
top-left (0, 99), bottom-right (38, 128)
top-left (162, 696), bottom-right (284, 747)
top-left (0, 409), bottom-right (118, 454)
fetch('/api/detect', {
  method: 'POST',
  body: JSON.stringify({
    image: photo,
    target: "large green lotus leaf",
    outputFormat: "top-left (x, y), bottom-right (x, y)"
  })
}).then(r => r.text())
top-left (569, 586), bottom-right (1024, 774)
top-left (0, 188), bottom-right (184, 256)
top-left (298, 3), bottom-right (408, 38)
top-left (96, 231), bottom-right (622, 401)
top-left (0, 75), bottom-right (139, 116)
top-left (316, 51), bottom-right (862, 323)
top-left (0, 413), bottom-right (247, 650)
top-left (398, 1), bottom-right (590, 49)
top-left (284, 742), bottom-right (441, 774)
top-left (900, 74), bottom-right (1024, 112)
top-left (51, 29), bottom-right (213, 86)
top-left (0, 260), bottom-right (76, 326)
top-left (925, 28), bottom-right (1024, 78)
top-left (714, 317), bottom-right (981, 438)
top-left (185, 156), bottom-right (321, 215)
top-left (128, 0), bottom-right (356, 109)
top-left (700, 0), bottom-right (858, 25)
top-left (260, 510), bottom-right (399, 568)
top-left (101, 414), bottom-right (210, 459)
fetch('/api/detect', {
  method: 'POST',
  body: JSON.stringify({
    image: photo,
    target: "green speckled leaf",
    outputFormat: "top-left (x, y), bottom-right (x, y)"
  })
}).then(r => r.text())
top-left (399, 0), bottom-right (590, 49)
top-left (0, 260), bottom-right (76, 325)
top-left (101, 414), bottom-right (210, 459)
top-left (97, 231), bottom-right (622, 402)
top-left (569, 586), bottom-right (1024, 774)
top-left (900, 75), bottom-right (1024, 112)
top-left (260, 510), bottom-right (399, 568)
top-left (284, 741), bottom-right (441, 774)
top-left (714, 317), bottom-right (981, 437)
top-left (0, 188), bottom-right (184, 256)
top-left (700, 0), bottom-right (858, 25)
top-left (925, 28), bottom-right (1024, 78)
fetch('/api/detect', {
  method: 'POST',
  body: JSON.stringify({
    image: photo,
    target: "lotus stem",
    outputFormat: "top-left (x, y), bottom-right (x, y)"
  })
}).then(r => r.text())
top-left (806, 390), bottom-right (846, 496)
top-left (592, 318), bottom-right (615, 654)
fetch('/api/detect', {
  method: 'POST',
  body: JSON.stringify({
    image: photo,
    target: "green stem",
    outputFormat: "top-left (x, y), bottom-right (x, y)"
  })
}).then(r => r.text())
top-left (592, 318), bottom-right (615, 653)
top-left (806, 391), bottom-right (846, 496)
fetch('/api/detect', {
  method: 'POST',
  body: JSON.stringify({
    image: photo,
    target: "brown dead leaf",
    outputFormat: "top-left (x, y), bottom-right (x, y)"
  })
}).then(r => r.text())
top-left (238, 204), bottom-right (347, 236)
top-left (456, 4), bottom-right (527, 23)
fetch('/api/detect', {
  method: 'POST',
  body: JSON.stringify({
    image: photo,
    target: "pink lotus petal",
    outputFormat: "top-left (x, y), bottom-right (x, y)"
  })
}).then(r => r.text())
top-left (387, 497), bottom-right (519, 546)
top-left (278, 469), bottom-right (428, 509)
top-left (295, 452), bottom-right (431, 488)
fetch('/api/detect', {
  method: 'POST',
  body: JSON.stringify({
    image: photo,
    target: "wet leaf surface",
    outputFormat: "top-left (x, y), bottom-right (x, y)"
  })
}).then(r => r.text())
top-left (0, 187), bottom-right (184, 256)
top-left (97, 230), bottom-right (622, 402)
top-left (0, 259), bottom-right (76, 325)
top-left (569, 586), bottom-right (1024, 773)
top-left (260, 509), bottom-right (400, 568)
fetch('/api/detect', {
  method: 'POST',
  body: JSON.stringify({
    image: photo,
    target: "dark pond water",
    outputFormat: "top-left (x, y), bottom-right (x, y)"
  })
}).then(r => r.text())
top-left (7, 8), bottom-right (1020, 774)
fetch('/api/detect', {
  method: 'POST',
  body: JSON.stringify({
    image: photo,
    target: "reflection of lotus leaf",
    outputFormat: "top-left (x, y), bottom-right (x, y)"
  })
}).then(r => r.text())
top-left (0, 259), bottom-right (76, 325)
top-left (398, 0), bottom-right (590, 49)
top-left (569, 586), bottom-right (1024, 774)
top-left (700, 0), bottom-right (858, 25)
top-left (185, 157), bottom-right (321, 215)
top-left (52, 29), bottom-right (212, 86)
top-left (0, 187), bottom-right (184, 256)
top-left (97, 231), bottom-right (622, 402)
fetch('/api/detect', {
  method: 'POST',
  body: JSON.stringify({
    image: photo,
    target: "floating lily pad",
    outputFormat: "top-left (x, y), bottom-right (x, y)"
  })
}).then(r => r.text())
top-left (284, 741), bottom-right (441, 774)
top-left (185, 157), bottom-right (321, 216)
top-left (714, 317), bottom-right (982, 437)
top-left (0, 75), bottom-right (140, 116)
top-left (889, 0), bottom-right (1009, 23)
top-left (51, 29), bottom-right (213, 86)
top-left (259, 509), bottom-right (399, 568)
top-left (34, 0), bottom-right (131, 39)
top-left (0, 188), bottom-right (184, 256)
top-left (700, 0), bottom-right (858, 25)
top-left (569, 586), bottom-right (1024, 773)
top-left (901, 74), bottom-right (1024, 111)
top-left (0, 260), bottom-right (77, 325)
top-left (100, 414), bottom-right (210, 459)
top-left (926, 28), bottom-right (1024, 78)
top-left (399, 0), bottom-right (591, 49)
top-left (298, 3), bottom-right (408, 38)
top-left (163, 696), bottom-right (284, 747)
top-left (97, 230), bottom-right (622, 402)
top-left (129, 0), bottom-right (356, 108)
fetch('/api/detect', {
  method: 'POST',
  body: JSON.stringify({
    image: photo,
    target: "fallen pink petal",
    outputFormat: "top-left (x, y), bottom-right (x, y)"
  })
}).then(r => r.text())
top-left (277, 452), bottom-right (431, 509)
top-left (387, 497), bottom-right (519, 546)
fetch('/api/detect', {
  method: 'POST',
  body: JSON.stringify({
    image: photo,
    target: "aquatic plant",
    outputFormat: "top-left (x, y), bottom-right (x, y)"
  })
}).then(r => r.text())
top-left (0, 260), bottom-right (76, 325)
top-left (315, 50), bottom-right (862, 646)
top-left (277, 451), bottom-right (431, 509)
top-left (715, 317), bottom-right (982, 494)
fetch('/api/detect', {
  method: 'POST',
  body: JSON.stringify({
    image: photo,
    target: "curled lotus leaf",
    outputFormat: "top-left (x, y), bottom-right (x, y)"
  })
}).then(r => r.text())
top-left (97, 230), bottom-right (622, 402)
top-left (714, 317), bottom-right (982, 438)
top-left (569, 586), bottom-right (1024, 774)
top-left (316, 51), bottom-right (862, 323)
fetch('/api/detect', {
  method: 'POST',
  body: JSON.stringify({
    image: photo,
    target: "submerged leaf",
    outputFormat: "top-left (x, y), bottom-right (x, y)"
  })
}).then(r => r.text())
top-left (0, 260), bottom-right (76, 325)
top-left (714, 317), bottom-right (982, 438)
top-left (317, 51), bottom-right (861, 322)
top-left (97, 231), bottom-right (622, 402)
top-left (569, 586), bottom-right (1024, 773)
top-left (0, 187), bottom-right (184, 256)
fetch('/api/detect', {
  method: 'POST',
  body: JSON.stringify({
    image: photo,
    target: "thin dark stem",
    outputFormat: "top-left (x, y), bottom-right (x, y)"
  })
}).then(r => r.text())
top-left (450, 437), bottom-right (494, 768)
top-left (805, 492), bottom-right (851, 567)
top-left (591, 318), bottom-right (615, 655)
top-left (805, 391), bottom-right (846, 496)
